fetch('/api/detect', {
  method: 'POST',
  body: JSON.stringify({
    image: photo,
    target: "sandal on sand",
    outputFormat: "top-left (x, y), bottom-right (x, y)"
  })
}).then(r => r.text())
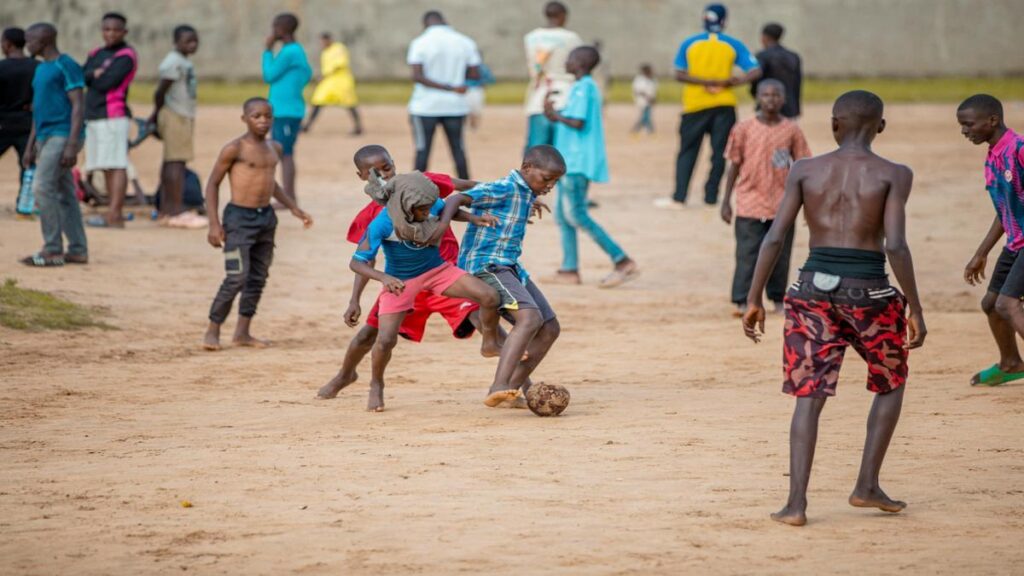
top-left (971, 364), bottom-right (1024, 387)
top-left (64, 254), bottom-right (89, 265)
top-left (167, 211), bottom-right (209, 229)
top-left (599, 265), bottom-right (640, 289)
top-left (20, 253), bottom-right (64, 267)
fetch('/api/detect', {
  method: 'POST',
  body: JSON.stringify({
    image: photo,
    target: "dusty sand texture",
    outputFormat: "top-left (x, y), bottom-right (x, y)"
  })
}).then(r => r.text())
top-left (1, 103), bottom-right (1023, 575)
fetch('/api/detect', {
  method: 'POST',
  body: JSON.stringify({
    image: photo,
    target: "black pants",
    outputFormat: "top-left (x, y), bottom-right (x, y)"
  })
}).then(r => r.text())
top-left (0, 131), bottom-right (29, 206)
top-left (732, 216), bottom-right (795, 304)
top-left (411, 115), bottom-right (469, 179)
top-left (673, 106), bottom-right (736, 205)
top-left (208, 204), bottom-right (277, 324)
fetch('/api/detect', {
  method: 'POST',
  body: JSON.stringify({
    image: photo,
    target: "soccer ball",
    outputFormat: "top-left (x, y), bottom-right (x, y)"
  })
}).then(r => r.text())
top-left (526, 383), bottom-right (570, 417)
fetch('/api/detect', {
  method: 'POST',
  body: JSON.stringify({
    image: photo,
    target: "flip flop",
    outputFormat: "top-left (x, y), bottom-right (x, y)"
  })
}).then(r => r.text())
top-left (971, 364), bottom-right (1024, 387)
top-left (85, 214), bottom-right (131, 228)
top-left (20, 253), bottom-right (64, 267)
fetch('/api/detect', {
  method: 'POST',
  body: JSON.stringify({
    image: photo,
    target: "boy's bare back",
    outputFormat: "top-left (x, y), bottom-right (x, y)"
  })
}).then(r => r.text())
top-left (794, 149), bottom-right (913, 250)
top-left (222, 135), bottom-right (283, 208)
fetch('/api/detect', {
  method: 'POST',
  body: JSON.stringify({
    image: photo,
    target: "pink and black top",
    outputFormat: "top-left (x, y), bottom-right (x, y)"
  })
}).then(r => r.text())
top-left (986, 129), bottom-right (1024, 252)
top-left (82, 42), bottom-right (138, 120)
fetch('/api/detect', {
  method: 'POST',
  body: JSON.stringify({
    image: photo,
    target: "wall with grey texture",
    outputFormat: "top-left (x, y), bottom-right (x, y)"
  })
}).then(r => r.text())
top-left (1, 0), bottom-right (1021, 81)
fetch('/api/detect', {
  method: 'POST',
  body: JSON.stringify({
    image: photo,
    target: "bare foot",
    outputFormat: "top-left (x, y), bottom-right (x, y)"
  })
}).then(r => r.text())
top-left (849, 488), bottom-right (906, 513)
top-left (233, 335), bottom-right (272, 348)
top-left (481, 336), bottom-right (502, 358)
top-left (484, 384), bottom-right (517, 408)
top-left (510, 391), bottom-right (528, 409)
top-left (317, 371), bottom-right (359, 399)
top-left (731, 303), bottom-right (748, 318)
top-left (203, 323), bottom-right (221, 351)
top-left (770, 505), bottom-right (807, 526)
top-left (367, 381), bottom-right (385, 412)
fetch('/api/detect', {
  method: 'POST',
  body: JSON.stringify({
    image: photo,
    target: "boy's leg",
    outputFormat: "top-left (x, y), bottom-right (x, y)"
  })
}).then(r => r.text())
top-left (235, 217), bottom-right (276, 346)
top-left (555, 177), bottom-right (580, 274)
top-left (673, 111), bottom-right (709, 203)
top-left (766, 222), bottom-right (796, 307)
top-left (57, 157), bottom-right (88, 258)
top-left (411, 115), bottom-right (439, 172)
top-left (564, 176), bottom-right (627, 263)
top-left (979, 291), bottom-right (1024, 379)
top-left (205, 245), bottom-right (247, 350)
top-left (159, 161), bottom-right (186, 217)
top-left (103, 168), bottom-right (128, 225)
top-left (303, 106), bottom-right (322, 132)
top-left (773, 396), bottom-right (826, 526)
top-left (348, 107), bottom-right (363, 135)
top-left (369, 312), bottom-right (406, 412)
top-left (850, 386), bottom-right (907, 512)
top-left (704, 106), bottom-right (737, 205)
top-left (507, 281), bottom-right (559, 393)
top-left (440, 116), bottom-right (469, 179)
top-left (32, 137), bottom-right (68, 257)
top-left (439, 272), bottom-right (501, 357)
top-left (319, 323), bottom-right (378, 399)
top-left (731, 217), bottom-right (762, 306)
top-left (488, 307), bottom-right (543, 405)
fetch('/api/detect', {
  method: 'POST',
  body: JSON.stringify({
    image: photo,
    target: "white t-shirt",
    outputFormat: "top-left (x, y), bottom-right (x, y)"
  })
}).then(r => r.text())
top-left (158, 50), bottom-right (196, 118)
top-left (632, 75), bottom-right (657, 108)
top-left (407, 25), bottom-right (481, 117)
top-left (523, 26), bottom-right (583, 116)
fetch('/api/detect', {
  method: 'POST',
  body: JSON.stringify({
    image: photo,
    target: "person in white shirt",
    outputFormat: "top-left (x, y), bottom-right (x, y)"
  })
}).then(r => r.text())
top-left (631, 63), bottom-right (657, 134)
top-left (523, 1), bottom-right (582, 149)
top-left (407, 11), bottom-right (480, 179)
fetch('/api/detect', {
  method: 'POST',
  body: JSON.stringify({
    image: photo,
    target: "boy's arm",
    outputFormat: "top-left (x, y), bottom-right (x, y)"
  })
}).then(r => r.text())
top-left (742, 161), bottom-right (806, 342)
top-left (147, 79), bottom-right (175, 126)
top-left (272, 182), bottom-right (313, 228)
top-left (674, 69), bottom-right (725, 88)
top-left (720, 162), bottom-right (740, 224)
top-left (261, 47), bottom-right (293, 84)
top-left (884, 165), bottom-right (926, 349)
top-left (965, 215), bottom-right (1004, 286)
top-left (450, 177), bottom-right (478, 191)
top-left (344, 259), bottom-right (375, 327)
top-left (22, 123), bottom-right (37, 169)
top-left (89, 55), bottom-right (134, 92)
top-left (62, 88), bottom-right (84, 168)
top-left (82, 55), bottom-right (98, 85)
top-left (204, 142), bottom-right (239, 247)
top-left (410, 64), bottom-right (466, 93)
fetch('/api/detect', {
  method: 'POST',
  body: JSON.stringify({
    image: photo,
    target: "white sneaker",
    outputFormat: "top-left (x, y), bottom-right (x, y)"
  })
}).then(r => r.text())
top-left (653, 197), bottom-right (686, 210)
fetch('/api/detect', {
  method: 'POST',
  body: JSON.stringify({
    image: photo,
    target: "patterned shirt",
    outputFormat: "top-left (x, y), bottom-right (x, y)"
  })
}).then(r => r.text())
top-left (986, 128), bottom-right (1024, 251)
top-left (457, 170), bottom-right (536, 277)
top-left (725, 117), bottom-right (811, 220)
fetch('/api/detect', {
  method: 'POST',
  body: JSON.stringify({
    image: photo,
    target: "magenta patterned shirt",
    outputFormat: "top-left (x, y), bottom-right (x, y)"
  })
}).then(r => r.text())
top-left (986, 129), bottom-right (1024, 251)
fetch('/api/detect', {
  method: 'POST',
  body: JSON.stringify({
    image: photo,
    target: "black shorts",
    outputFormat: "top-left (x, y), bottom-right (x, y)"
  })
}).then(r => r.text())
top-left (988, 248), bottom-right (1024, 299)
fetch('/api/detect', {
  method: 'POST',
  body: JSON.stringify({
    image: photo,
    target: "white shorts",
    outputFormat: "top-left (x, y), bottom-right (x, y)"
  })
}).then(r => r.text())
top-left (466, 88), bottom-right (485, 115)
top-left (85, 117), bottom-right (130, 170)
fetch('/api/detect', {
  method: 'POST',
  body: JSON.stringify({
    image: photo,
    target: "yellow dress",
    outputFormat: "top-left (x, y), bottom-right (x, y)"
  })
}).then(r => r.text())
top-left (311, 42), bottom-right (358, 107)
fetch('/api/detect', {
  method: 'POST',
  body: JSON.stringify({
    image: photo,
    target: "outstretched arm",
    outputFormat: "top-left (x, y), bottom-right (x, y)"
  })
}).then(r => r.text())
top-left (965, 215), bottom-right (1004, 285)
top-left (884, 165), bottom-right (926, 348)
top-left (742, 161), bottom-right (806, 342)
top-left (204, 142), bottom-right (239, 247)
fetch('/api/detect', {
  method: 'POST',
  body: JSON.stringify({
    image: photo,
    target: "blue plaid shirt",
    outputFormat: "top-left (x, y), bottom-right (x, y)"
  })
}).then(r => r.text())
top-left (458, 169), bottom-right (536, 278)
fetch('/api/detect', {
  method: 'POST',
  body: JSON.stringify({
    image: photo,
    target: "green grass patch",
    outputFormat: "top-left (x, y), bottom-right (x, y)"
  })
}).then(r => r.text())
top-left (129, 76), bottom-right (1024, 108)
top-left (0, 279), bottom-right (114, 331)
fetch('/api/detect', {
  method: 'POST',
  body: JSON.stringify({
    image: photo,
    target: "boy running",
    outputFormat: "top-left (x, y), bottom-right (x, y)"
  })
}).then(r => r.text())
top-left (202, 98), bottom-right (313, 350)
top-left (349, 172), bottom-right (502, 411)
top-left (742, 91), bottom-right (926, 526)
top-left (959, 94), bottom-right (1024, 386)
top-left (82, 12), bottom-right (137, 228)
top-left (721, 79), bottom-right (811, 315)
top-left (544, 46), bottom-right (638, 287)
top-left (19, 23), bottom-right (87, 267)
top-left (318, 145), bottom-right (482, 400)
top-left (436, 145), bottom-right (566, 407)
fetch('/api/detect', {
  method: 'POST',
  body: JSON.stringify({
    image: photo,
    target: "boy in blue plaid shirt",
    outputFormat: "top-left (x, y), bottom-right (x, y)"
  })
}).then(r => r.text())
top-left (433, 145), bottom-right (566, 407)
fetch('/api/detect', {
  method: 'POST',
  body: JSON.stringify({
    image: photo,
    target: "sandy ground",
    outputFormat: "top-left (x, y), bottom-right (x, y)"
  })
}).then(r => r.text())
top-left (1, 102), bottom-right (1023, 575)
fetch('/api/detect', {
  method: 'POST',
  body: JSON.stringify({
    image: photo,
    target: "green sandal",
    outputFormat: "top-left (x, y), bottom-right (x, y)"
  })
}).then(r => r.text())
top-left (971, 364), bottom-right (1024, 387)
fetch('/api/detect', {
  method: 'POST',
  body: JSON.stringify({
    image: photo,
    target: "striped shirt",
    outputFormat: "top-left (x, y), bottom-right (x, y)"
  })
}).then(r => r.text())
top-left (457, 170), bottom-right (536, 277)
top-left (986, 129), bottom-right (1024, 251)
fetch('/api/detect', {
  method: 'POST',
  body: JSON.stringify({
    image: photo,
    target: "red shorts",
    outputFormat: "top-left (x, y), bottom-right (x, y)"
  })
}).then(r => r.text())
top-left (367, 265), bottom-right (478, 342)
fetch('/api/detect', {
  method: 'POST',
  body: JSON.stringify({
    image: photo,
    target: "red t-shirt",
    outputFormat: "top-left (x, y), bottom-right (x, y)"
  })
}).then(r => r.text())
top-left (346, 172), bottom-right (460, 263)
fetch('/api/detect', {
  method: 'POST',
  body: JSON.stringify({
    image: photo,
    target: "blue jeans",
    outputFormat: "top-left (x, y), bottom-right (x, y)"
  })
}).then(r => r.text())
top-left (633, 106), bottom-right (653, 133)
top-left (556, 174), bottom-right (626, 271)
top-left (525, 113), bottom-right (556, 150)
top-left (34, 136), bottom-right (87, 256)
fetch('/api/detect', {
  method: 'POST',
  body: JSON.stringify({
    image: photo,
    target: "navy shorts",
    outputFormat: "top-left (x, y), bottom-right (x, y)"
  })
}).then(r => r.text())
top-left (988, 248), bottom-right (1024, 299)
top-left (271, 117), bottom-right (302, 156)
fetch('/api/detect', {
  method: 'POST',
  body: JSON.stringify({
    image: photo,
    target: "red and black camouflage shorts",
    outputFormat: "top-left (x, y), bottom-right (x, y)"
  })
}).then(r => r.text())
top-left (782, 272), bottom-right (908, 398)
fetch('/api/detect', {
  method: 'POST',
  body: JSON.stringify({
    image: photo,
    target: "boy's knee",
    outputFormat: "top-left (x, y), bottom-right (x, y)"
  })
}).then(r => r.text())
top-left (374, 331), bottom-right (399, 351)
top-left (993, 295), bottom-right (1021, 318)
top-left (517, 309), bottom-right (544, 333)
top-left (479, 288), bottom-right (500, 309)
top-left (354, 325), bottom-right (378, 347)
top-left (981, 293), bottom-right (999, 315)
top-left (541, 318), bottom-right (561, 342)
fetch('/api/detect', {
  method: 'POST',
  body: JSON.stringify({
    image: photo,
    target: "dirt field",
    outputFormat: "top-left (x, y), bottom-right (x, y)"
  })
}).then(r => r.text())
top-left (2, 102), bottom-right (1023, 575)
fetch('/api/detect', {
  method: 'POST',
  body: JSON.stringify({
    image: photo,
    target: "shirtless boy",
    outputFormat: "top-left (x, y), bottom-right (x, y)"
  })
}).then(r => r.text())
top-left (203, 97), bottom-right (313, 350)
top-left (742, 90), bottom-right (926, 526)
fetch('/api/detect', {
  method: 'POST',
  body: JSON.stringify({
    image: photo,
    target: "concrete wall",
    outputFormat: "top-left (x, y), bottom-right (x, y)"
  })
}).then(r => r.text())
top-left (2, 0), bottom-right (1022, 81)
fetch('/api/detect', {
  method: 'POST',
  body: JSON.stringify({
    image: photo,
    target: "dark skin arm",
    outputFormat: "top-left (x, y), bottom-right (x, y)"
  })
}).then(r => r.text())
top-left (411, 63), bottom-right (467, 94)
top-left (60, 88), bottom-right (84, 168)
top-left (22, 120), bottom-right (37, 169)
top-left (725, 68), bottom-right (762, 87)
top-left (89, 56), bottom-right (134, 91)
top-left (720, 162), bottom-right (741, 224)
top-left (675, 69), bottom-right (727, 88)
top-left (351, 254), bottom-right (405, 295)
top-left (269, 141), bottom-right (314, 227)
top-left (543, 97), bottom-right (583, 129)
top-left (965, 216), bottom-right (1004, 285)
top-left (204, 141), bottom-right (239, 248)
top-left (147, 78), bottom-right (175, 126)
top-left (450, 177), bottom-right (478, 191)
top-left (882, 165), bottom-right (926, 348)
top-left (742, 160), bottom-right (807, 342)
top-left (345, 258), bottom-right (375, 327)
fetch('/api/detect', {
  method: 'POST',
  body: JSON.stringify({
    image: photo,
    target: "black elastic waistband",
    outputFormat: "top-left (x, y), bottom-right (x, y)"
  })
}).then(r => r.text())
top-left (226, 203), bottom-right (272, 213)
top-left (800, 247), bottom-right (886, 279)
top-left (798, 271), bottom-right (890, 289)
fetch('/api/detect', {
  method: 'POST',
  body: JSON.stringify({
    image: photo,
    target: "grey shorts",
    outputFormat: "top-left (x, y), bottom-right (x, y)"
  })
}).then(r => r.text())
top-left (474, 264), bottom-right (556, 323)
